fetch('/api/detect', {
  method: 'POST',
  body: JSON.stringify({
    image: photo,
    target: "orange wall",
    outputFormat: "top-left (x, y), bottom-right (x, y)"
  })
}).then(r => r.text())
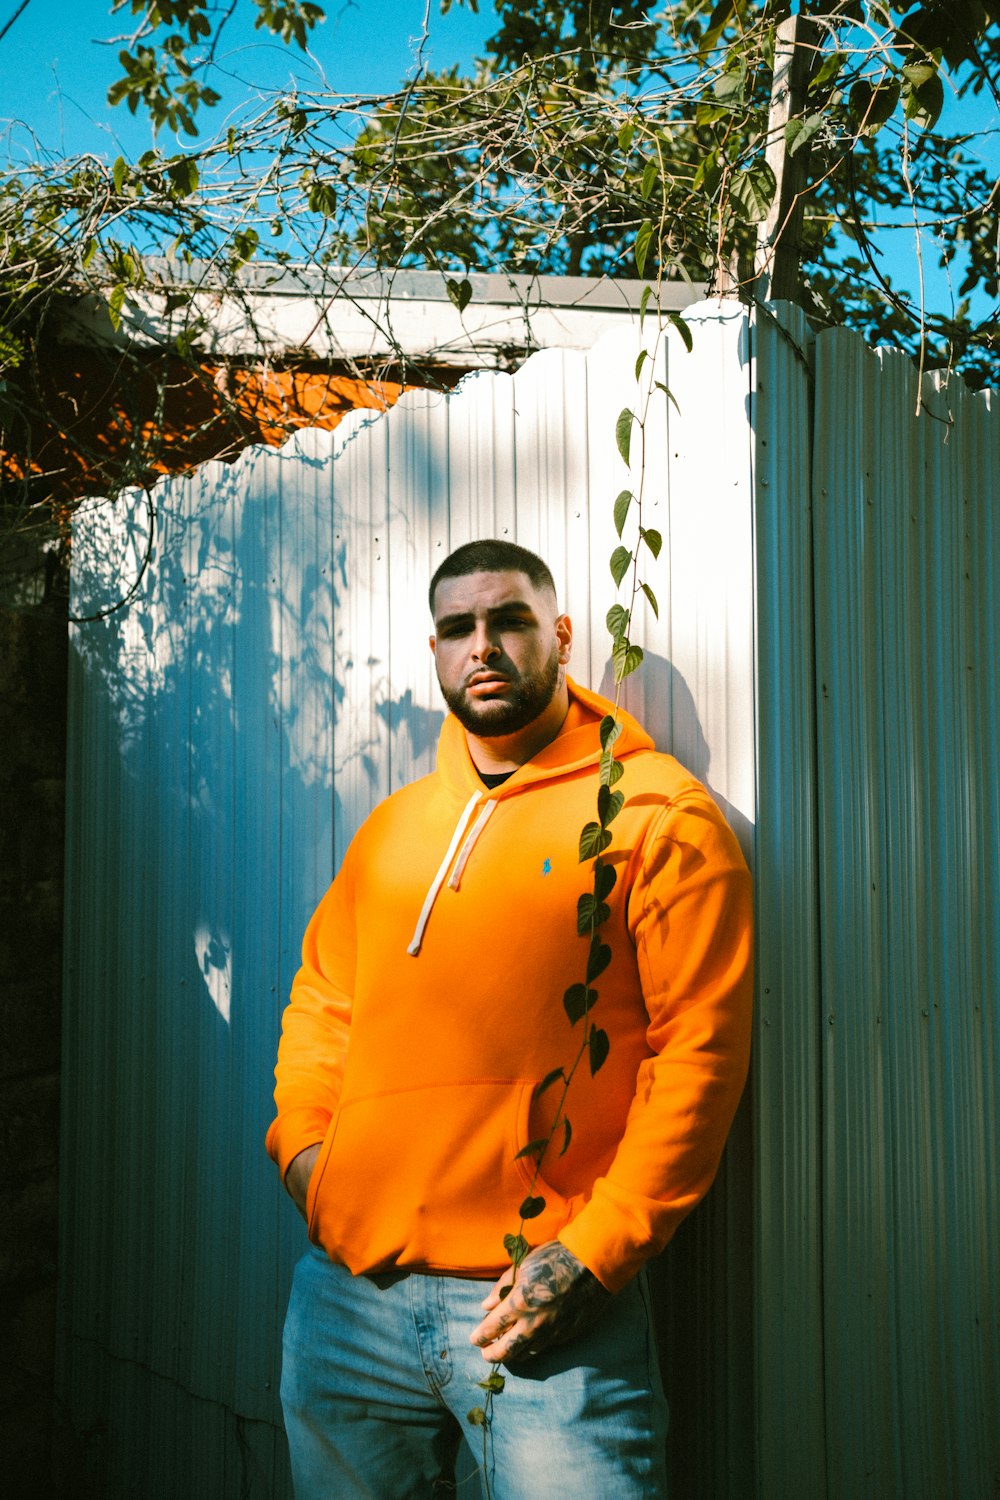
top-left (0, 349), bottom-right (466, 505)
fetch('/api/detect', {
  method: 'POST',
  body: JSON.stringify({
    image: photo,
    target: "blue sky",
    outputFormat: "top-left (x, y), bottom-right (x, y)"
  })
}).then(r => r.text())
top-left (0, 0), bottom-right (494, 160)
top-left (1, 0), bottom-right (996, 325)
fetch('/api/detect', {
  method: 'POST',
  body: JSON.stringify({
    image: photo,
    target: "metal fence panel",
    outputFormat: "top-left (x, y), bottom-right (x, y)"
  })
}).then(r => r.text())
top-left (750, 304), bottom-right (828, 1496)
top-left (812, 332), bottom-right (1000, 1500)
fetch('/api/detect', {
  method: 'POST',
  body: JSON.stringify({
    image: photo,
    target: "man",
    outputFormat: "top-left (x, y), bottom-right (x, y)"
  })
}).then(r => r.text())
top-left (267, 538), bottom-right (753, 1499)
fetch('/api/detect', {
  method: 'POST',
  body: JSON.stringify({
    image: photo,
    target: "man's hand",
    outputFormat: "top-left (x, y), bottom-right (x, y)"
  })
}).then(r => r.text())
top-left (470, 1241), bottom-right (611, 1364)
top-left (285, 1143), bottom-right (321, 1220)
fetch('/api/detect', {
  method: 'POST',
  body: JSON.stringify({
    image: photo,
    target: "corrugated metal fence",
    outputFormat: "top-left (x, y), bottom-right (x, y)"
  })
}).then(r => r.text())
top-left (60, 303), bottom-right (999, 1498)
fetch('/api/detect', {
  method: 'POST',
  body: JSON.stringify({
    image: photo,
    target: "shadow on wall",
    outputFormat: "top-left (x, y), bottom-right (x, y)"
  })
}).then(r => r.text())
top-left (598, 646), bottom-right (754, 1498)
top-left (59, 458), bottom-right (353, 1499)
top-left (598, 650), bottom-right (751, 857)
top-left (59, 417), bottom-right (462, 1497)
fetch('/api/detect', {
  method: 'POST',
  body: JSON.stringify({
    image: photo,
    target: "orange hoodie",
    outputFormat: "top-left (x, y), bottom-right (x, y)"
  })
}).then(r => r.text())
top-left (266, 678), bottom-right (753, 1293)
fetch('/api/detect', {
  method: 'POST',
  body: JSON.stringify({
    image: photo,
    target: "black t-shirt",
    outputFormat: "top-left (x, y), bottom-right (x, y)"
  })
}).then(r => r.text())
top-left (478, 769), bottom-right (515, 789)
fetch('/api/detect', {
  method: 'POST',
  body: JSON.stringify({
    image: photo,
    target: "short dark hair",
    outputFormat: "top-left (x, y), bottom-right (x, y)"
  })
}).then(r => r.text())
top-left (428, 539), bottom-right (557, 614)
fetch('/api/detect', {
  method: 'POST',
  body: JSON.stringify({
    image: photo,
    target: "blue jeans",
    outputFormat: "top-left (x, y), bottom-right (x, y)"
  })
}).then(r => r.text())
top-left (281, 1247), bottom-right (669, 1499)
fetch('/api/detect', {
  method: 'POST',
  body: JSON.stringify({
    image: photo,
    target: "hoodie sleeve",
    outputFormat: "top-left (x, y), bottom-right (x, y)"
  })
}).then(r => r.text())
top-left (558, 786), bottom-right (753, 1292)
top-left (264, 842), bottom-right (358, 1181)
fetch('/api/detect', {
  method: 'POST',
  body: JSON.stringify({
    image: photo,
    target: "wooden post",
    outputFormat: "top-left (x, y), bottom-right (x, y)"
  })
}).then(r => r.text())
top-left (756, 12), bottom-right (817, 301)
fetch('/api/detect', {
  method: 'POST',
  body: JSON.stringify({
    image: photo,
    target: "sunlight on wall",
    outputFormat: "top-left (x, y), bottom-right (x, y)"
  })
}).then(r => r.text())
top-left (194, 922), bottom-right (232, 1024)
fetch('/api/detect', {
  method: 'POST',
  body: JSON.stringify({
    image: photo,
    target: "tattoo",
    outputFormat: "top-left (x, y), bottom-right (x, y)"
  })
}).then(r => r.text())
top-left (498, 1242), bottom-right (610, 1363)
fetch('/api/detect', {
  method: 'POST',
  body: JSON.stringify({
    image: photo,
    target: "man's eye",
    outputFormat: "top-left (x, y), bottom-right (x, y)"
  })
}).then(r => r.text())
top-left (498, 617), bottom-right (528, 629)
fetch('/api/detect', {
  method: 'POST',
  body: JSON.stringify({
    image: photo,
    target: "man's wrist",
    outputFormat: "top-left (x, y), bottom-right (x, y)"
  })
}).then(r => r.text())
top-left (285, 1142), bottom-right (322, 1218)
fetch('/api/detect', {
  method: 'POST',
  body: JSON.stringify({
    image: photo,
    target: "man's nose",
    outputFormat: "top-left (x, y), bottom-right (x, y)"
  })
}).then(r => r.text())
top-left (471, 626), bottom-right (500, 661)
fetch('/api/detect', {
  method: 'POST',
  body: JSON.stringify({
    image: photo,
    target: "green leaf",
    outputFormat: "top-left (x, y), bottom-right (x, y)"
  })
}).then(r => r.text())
top-left (479, 1372), bottom-right (506, 1393)
top-left (231, 228), bottom-right (259, 264)
top-left (564, 982), bottom-right (596, 1025)
top-left (594, 862), bottom-right (618, 900)
top-left (588, 1026), bottom-right (611, 1076)
top-left (308, 180), bottom-right (338, 216)
top-left (610, 546), bottom-right (632, 588)
top-left (634, 349), bottom-right (649, 381)
top-left (618, 118), bottom-right (636, 152)
top-left (902, 61), bottom-right (936, 87)
top-left (849, 79), bottom-right (901, 132)
top-left (614, 489), bottom-right (632, 538)
top-left (613, 638), bottom-right (644, 683)
top-left (639, 285), bottom-right (652, 330)
top-left (112, 156), bottom-right (127, 194)
top-left (577, 892), bottom-right (611, 934)
top-left (695, 100), bottom-right (729, 126)
top-left (519, 1194), bottom-right (546, 1220)
top-left (785, 113), bottom-right (824, 158)
top-left (467, 1407), bottom-right (487, 1427)
top-left (579, 822), bottom-right (613, 861)
top-left (904, 70), bottom-right (944, 127)
top-left (597, 786), bottom-right (624, 831)
top-left (599, 713), bottom-right (623, 749)
top-left (640, 160), bottom-right (658, 201)
top-left (640, 526), bottom-right (663, 560)
top-left (586, 935), bottom-right (613, 981)
top-left (692, 149), bottom-right (721, 195)
top-left (634, 219), bottom-right (654, 278)
top-left (654, 380), bottom-right (681, 415)
top-left (600, 750), bottom-right (625, 787)
top-left (712, 67), bottom-right (745, 105)
top-left (616, 407), bottom-right (634, 465)
top-left (107, 284), bottom-right (126, 332)
top-left (640, 581), bottom-right (660, 619)
top-left (514, 1138), bottom-right (549, 1160)
top-left (167, 156), bottom-right (199, 197)
top-left (560, 1117), bottom-right (572, 1156)
top-left (605, 606), bottom-right (629, 643)
top-left (809, 50), bottom-right (846, 95)
top-left (534, 1067), bottom-right (565, 1098)
top-left (729, 162), bottom-right (777, 224)
top-left (667, 312), bottom-right (693, 352)
top-left (698, 0), bottom-right (736, 60)
top-left (504, 1232), bottom-right (530, 1262)
top-left (226, 126), bottom-right (236, 154)
top-left (81, 238), bottom-right (96, 269)
top-left (446, 276), bottom-right (473, 312)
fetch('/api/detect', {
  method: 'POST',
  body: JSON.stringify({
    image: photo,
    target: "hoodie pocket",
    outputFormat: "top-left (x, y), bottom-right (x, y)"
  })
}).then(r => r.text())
top-left (306, 1077), bottom-right (574, 1275)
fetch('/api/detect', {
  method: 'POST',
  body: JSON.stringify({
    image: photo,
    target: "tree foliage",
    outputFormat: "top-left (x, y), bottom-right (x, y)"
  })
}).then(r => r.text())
top-left (106, 0), bottom-right (325, 134)
top-left (1, 0), bottom-right (998, 540)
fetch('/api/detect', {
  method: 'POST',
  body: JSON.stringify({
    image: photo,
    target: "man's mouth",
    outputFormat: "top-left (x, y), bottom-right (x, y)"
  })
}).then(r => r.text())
top-left (466, 672), bottom-right (510, 695)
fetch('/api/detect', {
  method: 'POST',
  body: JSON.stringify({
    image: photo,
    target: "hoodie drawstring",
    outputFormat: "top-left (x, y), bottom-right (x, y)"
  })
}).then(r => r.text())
top-left (448, 799), bottom-right (497, 890)
top-left (407, 794), bottom-right (496, 956)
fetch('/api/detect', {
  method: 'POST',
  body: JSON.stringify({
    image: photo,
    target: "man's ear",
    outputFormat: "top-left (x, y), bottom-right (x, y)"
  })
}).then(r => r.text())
top-left (556, 613), bottom-right (573, 664)
top-left (429, 635), bottom-right (436, 656)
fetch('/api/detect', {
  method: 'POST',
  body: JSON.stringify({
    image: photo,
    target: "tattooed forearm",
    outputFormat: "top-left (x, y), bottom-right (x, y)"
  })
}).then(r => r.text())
top-left (471, 1241), bottom-right (611, 1364)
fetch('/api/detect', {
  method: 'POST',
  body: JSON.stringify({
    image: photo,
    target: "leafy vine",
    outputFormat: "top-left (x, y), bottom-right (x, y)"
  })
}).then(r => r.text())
top-left (463, 300), bottom-right (678, 1488)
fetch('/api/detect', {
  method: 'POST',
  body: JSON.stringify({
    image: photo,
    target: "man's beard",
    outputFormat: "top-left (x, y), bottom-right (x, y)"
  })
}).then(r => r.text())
top-left (439, 648), bottom-right (561, 737)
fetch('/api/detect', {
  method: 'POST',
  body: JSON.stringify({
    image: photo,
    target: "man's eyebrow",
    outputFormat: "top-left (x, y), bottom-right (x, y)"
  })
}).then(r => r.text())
top-left (434, 601), bottom-right (539, 629)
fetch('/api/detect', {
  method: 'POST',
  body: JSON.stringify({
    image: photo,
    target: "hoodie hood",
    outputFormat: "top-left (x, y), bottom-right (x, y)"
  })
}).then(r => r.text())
top-left (435, 676), bottom-right (655, 798)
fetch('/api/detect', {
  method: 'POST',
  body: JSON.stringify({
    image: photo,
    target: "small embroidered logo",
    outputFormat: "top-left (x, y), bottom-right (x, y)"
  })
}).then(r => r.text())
top-left (541, 858), bottom-right (552, 876)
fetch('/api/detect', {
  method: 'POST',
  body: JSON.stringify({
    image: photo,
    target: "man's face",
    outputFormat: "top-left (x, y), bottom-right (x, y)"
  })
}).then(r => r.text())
top-left (430, 569), bottom-right (572, 738)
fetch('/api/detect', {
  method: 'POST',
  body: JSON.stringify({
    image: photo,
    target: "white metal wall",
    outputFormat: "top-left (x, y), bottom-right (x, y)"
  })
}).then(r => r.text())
top-left (61, 307), bottom-right (758, 1499)
top-left (809, 333), bottom-right (1000, 1499)
top-left (60, 305), bottom-right (1000, 1499)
